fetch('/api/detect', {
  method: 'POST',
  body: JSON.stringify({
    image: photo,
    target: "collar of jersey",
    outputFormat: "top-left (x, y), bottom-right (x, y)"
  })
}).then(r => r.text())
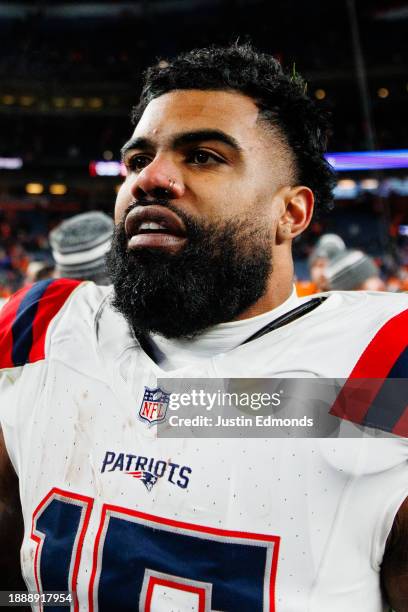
top-left (140, 289), bottom-right (326, 369)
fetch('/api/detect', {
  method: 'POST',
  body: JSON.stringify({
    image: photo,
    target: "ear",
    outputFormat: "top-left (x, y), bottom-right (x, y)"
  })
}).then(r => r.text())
top-left (276, 186), bottom-right (314, 244)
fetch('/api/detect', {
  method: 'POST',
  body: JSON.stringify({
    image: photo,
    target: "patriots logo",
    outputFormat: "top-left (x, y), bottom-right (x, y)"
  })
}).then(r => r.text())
top-left (127, 470), bottom-right (158, 492)
top-left (139, 386), bottom-right (170, 426)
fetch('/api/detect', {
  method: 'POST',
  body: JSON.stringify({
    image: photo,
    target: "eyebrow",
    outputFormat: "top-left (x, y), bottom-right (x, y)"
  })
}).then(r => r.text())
top-left (120, 129), bottom-right (242, 159)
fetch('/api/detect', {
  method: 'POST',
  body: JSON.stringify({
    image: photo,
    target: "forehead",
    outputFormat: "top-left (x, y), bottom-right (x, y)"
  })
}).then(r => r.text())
top-left (132, 90), bottom-right (263, 143)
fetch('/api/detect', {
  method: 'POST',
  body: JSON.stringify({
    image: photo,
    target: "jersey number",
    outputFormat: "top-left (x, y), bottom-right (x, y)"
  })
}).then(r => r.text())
top-left (31, 488), bottom-right (280, 612)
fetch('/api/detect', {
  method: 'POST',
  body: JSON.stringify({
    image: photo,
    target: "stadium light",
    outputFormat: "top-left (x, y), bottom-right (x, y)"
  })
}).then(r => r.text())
top-left (337, 179), bottom-right (356, 189)
top-left (53, 97), bottom-right (66, 108)
top-left (333, 179), bottom-right (358, 199)
top-left (377, 87), bottom-right (389, 98)
top-left (89, 161), bottom-right (126, 177)
top-left (26, 183), bottom-right (44, 195)
top-left (314, 89), bottom-right (326, 100)
top-left (89, 97), bottom-right (103, 109)
top-left (20, 96), bottom-right (35, 107)
top-left (0, 157), bottom-right (23, 169)
top-left (49, 183), bottom-right (67, 195)
top-left (325, 149), bottom-right (408, 171)
top-left (2, 95), bottom-right (15, 105)
top-left (360, 178), bottom-right (379, 190)
top-left (71, 97), bottom-right (85, 108)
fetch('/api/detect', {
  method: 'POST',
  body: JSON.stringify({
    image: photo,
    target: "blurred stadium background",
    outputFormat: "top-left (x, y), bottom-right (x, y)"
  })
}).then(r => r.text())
top-left (0, 0), bottom-right (407, 296)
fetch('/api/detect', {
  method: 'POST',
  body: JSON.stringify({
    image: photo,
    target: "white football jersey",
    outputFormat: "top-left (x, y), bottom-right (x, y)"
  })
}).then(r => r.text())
top-left (0, 279), bottom-right (407, 612)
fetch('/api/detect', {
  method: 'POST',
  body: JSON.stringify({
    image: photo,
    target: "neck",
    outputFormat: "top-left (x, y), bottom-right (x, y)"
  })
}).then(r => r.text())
top-left (234, 261), bottom-right (294, 321)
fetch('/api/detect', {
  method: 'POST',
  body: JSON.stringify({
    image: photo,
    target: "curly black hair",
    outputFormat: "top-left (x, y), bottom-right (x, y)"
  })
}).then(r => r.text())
top-left (132, 43), bottom-right (335, 212)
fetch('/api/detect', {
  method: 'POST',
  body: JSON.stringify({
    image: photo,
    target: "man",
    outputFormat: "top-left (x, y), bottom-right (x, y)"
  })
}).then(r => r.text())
top-left (326, 249), bottom-right (386, 292)
top-left (0, 44), bottom-right (407, 611)
top-left (24, 261), bottom-right (55, 286)
top-left (308, 233), bottom-right (346, 292)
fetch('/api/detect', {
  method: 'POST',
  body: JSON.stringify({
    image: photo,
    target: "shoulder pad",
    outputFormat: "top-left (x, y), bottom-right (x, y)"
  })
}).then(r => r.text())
top-left (331, 306), bottom-right (408, 437)
top-left (0, 279), bottom-right (82, 369)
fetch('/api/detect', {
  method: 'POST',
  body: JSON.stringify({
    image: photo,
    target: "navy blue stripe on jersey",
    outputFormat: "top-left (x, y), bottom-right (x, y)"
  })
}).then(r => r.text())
top-left (361, 378), bottom-right (408, 433)
top-left (387, 345), bottom-right (408, 378)
top-left (11, 279), bottom-right (54, 366)
top-left (330, 307), bottom-right (408, 436)
top-left (361, 347), bottom-right (408, 432)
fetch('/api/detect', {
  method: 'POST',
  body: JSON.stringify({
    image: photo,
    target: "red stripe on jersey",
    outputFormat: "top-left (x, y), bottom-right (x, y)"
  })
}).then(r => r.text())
top-left (0, 279), bottom-right (81, 369)
top-left (349, 307), bottom-right (408, 378)
top-left (330, 307), bottom-right (408, 425)
top-left (0, 285), bottom-right (32, 369)
top-left (330, 378), bottom-right (384, 424)
top-left (392, 406), bottom-right (408, 437)
top-left (28, 279), bottom-right (82, 363)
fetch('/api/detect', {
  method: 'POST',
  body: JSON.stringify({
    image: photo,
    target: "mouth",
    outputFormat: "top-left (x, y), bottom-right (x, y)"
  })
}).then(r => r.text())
top-left (125, 205), bottom-right (188, 253)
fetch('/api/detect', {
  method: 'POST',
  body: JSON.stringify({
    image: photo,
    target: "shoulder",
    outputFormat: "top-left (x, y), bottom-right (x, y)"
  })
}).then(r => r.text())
top-left (0, 279), bottom-right (108, 369)
top-left (313, 291), bottom-right (408, 363)
top-left (296, 291), bottom-right (408, 362)
top-left (323, 291), bottom-right (408, 436)
top-left (330, 291), bottom-right (408, 377)
top-left (318, 289), bottom-right (408, 319)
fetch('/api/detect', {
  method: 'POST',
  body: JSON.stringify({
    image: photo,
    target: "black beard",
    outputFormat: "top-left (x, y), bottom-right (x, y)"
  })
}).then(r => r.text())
top-left (106, 203), bottom-right (272, 339)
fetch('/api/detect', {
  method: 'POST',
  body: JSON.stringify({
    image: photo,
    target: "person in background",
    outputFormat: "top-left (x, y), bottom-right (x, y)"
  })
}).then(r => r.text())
top-left (297, 233), bottom-right (345, 295)
top-left (24, 261), bottom-right (54, 285)
top-left (49, 211), bottom-right (114, 284)
top-left (309, 233), bottom-right (346, 290)
top-left (0, 261), bottom-right (51, 309)
top-left (326, 249), bottom-right (386, 291)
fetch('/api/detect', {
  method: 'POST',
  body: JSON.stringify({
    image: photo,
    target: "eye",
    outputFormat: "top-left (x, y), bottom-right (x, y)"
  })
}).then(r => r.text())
top-left (188, 149), bottom-right (224, 165)
top-left (125, 155), bottom-right (151, 172)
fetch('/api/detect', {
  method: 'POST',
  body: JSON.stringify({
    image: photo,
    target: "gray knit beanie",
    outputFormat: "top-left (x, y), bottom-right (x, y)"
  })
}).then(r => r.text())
top-left (326, 249), bottom-right (379, 290)
top-left (308, 234), bottom-right (346, 268)
top-left (49, 211), bottom-right (114, 284)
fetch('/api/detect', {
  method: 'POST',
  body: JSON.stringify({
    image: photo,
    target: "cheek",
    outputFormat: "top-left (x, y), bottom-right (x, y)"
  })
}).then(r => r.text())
top-left (114, 182), bottom-right (131, 224)
top-left (310, 269), bottom-right (320, 282)
top-left (249, 190), bottom-right (281, 229)
top-left (210, 180), bottom-right (263, 220)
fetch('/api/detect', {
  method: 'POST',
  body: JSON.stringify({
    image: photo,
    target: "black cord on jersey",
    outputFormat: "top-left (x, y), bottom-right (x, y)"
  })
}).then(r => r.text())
top-left (241, 296), bottom-right (327, 345)
top-left (137, 297), bottom-right (327, 363)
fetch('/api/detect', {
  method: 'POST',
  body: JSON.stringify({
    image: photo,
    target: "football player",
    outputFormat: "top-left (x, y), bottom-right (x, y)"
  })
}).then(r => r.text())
top-left (0, 44), bottom-right (407, 611)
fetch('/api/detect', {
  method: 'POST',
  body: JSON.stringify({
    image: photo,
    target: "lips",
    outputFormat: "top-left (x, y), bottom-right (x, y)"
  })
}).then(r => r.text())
top-left (125, 205), bottom-right (187, 252)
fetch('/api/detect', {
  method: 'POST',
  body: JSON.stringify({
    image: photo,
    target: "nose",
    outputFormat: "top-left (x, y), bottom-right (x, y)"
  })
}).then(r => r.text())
top-left (130, 156), bottom-right (185, 201)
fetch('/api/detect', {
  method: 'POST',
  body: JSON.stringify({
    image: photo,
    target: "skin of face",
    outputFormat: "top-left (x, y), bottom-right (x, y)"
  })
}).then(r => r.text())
top-left (359, 276), bottom-right (386, 291)
top-left (115, 89), bottom-right (314, 318)
top-left (310, 257), bottom-right (329, 290)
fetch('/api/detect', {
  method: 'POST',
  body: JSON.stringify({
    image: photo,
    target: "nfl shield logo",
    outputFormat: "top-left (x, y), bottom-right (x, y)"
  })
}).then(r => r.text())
top-left (139, 386), bottom-right (170, 426)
